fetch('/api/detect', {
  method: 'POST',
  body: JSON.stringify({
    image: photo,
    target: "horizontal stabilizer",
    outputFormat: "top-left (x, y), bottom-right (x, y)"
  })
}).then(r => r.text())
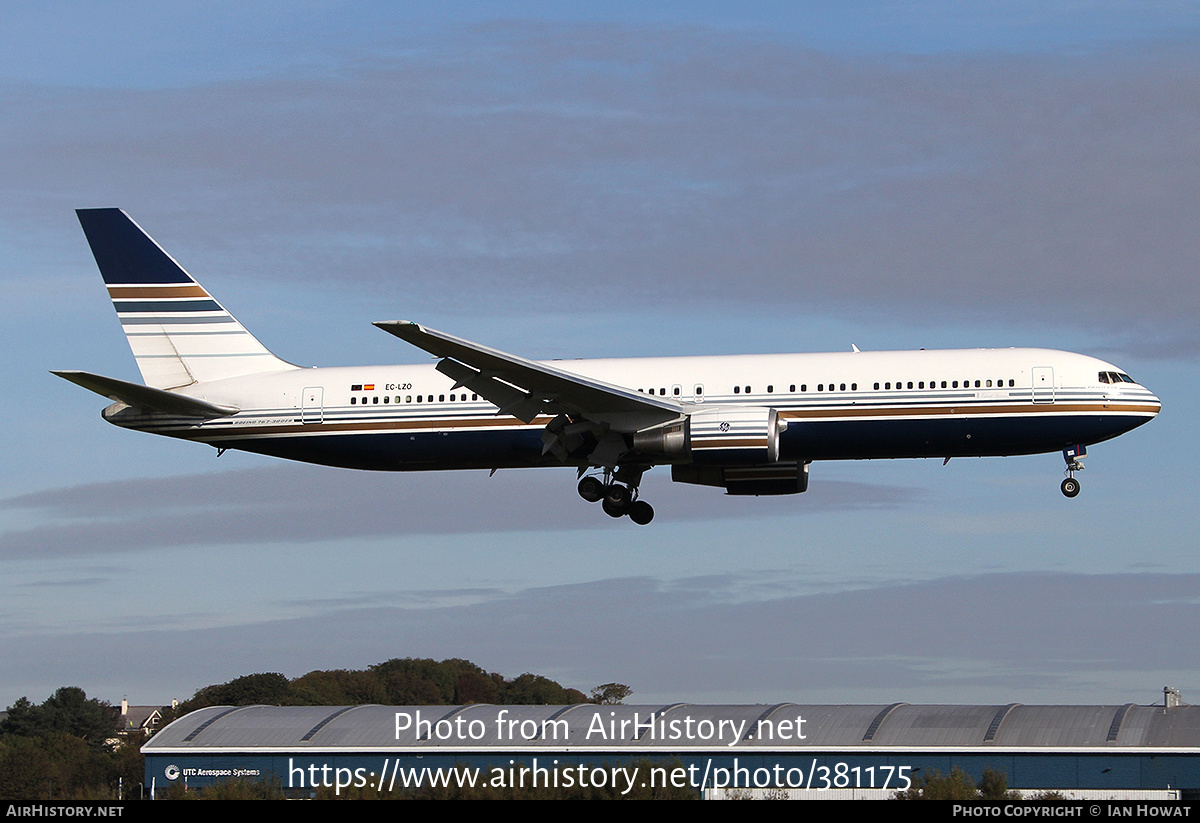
top-left (51, 370), bottom-right (238, 418)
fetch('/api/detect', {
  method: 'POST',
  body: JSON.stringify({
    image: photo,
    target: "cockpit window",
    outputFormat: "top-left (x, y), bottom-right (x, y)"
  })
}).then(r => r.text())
top-left (1098, 372), bottom-right (1110, 384)
top-left (1119, 373), bottom-right (1135, 383)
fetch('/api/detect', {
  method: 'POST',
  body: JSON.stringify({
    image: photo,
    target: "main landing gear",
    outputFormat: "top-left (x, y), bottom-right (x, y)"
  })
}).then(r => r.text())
top-left (1060, 444), bottom-right (1086, 498)
top-left (578, 469), bottom-right (654, 525)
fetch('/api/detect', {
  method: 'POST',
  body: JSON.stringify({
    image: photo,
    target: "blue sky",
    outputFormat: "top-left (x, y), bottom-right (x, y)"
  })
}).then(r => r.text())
top-left (1, 2), bottom-right (1197, 709)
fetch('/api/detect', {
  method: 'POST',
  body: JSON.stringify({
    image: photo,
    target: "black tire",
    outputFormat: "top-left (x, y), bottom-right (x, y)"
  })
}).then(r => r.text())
top-left (578, 476), bottom-right (604, 503)
top-left (629, 500), bottom-right (654, 525)
top-left (602, 498), bottom-right (627, 518)
top-left (605, 483), bottom-right (632, 509)
top-left (1061, 477), bottom-right (1081, 498)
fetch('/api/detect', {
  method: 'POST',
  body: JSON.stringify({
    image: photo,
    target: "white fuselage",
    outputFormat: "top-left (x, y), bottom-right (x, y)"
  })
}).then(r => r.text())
top-left (104, 346), bottom-right (1159, 473)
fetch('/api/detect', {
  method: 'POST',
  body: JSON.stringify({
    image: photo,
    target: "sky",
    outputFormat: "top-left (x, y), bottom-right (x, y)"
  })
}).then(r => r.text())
top-left (1, 1), bottom-right (1198, 711)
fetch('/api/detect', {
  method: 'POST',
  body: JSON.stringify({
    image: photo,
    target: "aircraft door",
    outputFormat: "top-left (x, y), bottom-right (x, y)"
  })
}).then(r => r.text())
top-left (302, 386), bottom-right (324, 423)
top-left (1032, 367), bottom-right (1054, 403)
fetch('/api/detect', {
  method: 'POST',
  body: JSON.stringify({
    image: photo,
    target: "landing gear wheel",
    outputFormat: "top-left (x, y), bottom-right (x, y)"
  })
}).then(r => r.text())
top-left (628, 500), bottom-right (654, 525)
top-left (604, 483), bottom-right (632, 509)
top-left (602, 498), bottom-right (627, 518)
top-left (1061, 477), bottom-right (1081, 498)
top-left (577, 476), bottom-right (604, 503)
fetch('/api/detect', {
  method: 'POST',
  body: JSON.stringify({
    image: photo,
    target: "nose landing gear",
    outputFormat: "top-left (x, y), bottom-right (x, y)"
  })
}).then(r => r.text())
top-left (1060, 444), bottom-right (1086, 498)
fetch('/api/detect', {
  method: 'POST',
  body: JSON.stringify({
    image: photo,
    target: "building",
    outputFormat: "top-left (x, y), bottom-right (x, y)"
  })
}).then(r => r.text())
top-left (142, 697), bottom-right (1200, 798)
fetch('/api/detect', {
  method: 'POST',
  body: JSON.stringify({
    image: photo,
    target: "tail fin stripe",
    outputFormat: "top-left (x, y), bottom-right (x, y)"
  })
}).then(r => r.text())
top-left (114, 299), bottom-right (224, 313)
top-left (107, 285), bottom-right (210, 299)
top-left (118, 315), bottom-right (234, 326)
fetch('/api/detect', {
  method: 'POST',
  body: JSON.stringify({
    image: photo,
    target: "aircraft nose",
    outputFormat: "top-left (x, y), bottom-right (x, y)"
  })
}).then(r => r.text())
top-left (1128, 386), bottom-right (1161, 420)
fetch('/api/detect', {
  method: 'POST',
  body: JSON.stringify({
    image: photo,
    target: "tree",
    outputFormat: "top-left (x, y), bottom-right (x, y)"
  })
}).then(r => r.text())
top-left (502, 673), bottom-right (587, 705)
top-left (182, 672), bottom-right (292, 712)
top-left (590, 683), bottom-right (633, 705)
top-left (290, 669), bottom-right (387, 705)
top-left (979, 767), bottom-right (1020, 800)
top-left (895, 767), bottom-right (980, 800)
top-left (1, 687), bottom-right (115, 750)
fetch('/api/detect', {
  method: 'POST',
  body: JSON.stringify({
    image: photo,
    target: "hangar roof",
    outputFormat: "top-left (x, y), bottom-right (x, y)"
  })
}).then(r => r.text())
top-left (143, 703), bottom-right (1200, 753)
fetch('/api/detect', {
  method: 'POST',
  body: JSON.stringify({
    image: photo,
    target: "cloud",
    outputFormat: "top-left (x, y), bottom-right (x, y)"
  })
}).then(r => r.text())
top-left (2, 571), bottom-right (1193, 705)
top-left (0, 464), bottom-right (919, 558)
top-left (4, 24), bottom-right (1198, 353)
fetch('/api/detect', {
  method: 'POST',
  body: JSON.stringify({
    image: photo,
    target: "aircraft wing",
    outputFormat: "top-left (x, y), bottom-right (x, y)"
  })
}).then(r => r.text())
top-left (373, 320), bottom-right (682, 431)
top-left (51, 370), bottom-right (239, 418)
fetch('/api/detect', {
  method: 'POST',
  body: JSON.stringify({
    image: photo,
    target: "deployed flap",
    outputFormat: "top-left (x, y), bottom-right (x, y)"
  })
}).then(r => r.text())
top-left (51, 370), bottom-right (238, 418)
top-left (373, 320), bottom-right (681, 430)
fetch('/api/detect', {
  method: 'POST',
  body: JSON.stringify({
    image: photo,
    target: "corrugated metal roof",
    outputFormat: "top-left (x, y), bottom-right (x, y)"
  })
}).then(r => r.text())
top-left (144, 703), bottom-right (1200, 753)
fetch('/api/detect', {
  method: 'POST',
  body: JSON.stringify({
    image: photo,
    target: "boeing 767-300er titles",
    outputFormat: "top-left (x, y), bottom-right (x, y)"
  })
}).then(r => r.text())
top-left (55, 209), bottom-right (1160, 525)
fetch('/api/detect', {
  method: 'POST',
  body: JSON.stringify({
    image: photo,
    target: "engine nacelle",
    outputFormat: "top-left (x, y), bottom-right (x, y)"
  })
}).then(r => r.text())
top-left (632, 406), bottom-right (786, 466)
top-left (688, 405), bottom-right (784, 465)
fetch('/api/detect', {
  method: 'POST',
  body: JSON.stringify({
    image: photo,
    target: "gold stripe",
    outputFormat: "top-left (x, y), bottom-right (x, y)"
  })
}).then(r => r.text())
top-left (107, 284), bottom-right (210, 298)
top-left (693, 438), bottom-right (768, 449)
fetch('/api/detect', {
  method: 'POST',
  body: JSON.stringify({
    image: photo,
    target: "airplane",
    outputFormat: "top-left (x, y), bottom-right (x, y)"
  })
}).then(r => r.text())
top-left (54, 209), bottom-right (1161, 525)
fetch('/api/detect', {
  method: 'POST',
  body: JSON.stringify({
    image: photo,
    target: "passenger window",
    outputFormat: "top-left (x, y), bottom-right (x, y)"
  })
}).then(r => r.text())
top-left (350, 397), bottom-right (356, 405)
top-left (767, 385), bottom-right (773, 393)
top-left (734, 386), bottom-right (740, 394)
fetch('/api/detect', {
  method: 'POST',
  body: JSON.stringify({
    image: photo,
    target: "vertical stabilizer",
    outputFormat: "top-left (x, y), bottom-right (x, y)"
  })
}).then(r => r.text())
top-left (76, 209), bottom-right (295, 388)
